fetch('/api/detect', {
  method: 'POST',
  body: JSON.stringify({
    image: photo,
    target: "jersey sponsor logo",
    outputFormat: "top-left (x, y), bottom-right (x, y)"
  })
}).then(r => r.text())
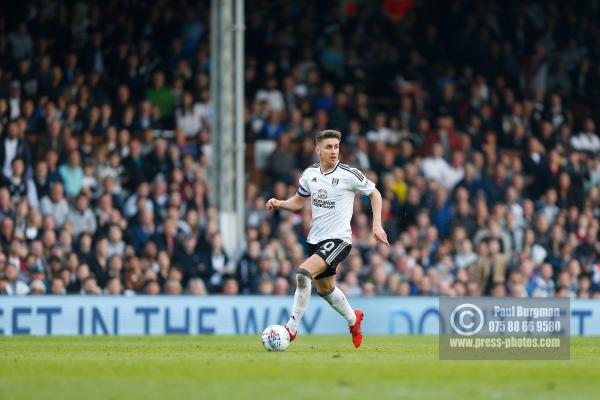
top-left (332, 178), bottom-right (339, 186)
top-left (312, 189), bottom-right (335, 209)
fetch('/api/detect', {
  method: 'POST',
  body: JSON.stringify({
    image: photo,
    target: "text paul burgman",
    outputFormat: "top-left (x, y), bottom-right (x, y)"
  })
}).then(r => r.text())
top-left (493, 306), bottom-right (561, 319)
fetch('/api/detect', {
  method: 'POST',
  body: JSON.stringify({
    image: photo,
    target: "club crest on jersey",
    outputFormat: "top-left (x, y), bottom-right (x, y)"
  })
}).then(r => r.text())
top-left (312, 177), bottom-right (317, 182)
top-left (317, 189), bottom-right (327, 199)
top-left (331, 178), bottom-right (339, 186)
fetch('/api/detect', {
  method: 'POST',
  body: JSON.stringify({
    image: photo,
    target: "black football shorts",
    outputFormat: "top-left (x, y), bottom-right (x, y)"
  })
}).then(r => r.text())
top-left (308, 239), bottom-right (352, 280)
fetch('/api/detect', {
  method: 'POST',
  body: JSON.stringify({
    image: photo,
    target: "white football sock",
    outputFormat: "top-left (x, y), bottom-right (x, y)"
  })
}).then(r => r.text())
top-left (321, 287), bottom-right (357, 326)
top-left (286, 269), bottom-right (312, 333)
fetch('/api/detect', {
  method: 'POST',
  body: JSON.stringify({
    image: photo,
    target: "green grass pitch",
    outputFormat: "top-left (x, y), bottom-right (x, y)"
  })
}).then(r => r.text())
top-left (1, 336), bottom-right (598, 400)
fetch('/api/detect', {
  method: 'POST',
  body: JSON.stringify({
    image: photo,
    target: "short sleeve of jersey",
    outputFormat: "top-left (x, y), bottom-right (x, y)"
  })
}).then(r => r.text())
top-left (298, 173), bottom-right (311, 197)
top-left (346, 167), bottom-right (375, 195)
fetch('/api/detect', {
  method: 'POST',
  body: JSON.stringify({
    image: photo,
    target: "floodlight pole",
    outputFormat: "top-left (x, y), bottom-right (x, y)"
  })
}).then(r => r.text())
top-left (234, 0), bottom-right (245, 258)
top-left (210, 0), bottom-right (245, 261)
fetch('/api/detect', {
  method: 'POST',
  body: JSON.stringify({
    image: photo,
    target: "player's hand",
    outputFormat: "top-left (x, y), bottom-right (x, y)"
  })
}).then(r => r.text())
top-left (266, 198), bottom-right (281, 210)
top-left (372, 225), bottom-right (389, 246)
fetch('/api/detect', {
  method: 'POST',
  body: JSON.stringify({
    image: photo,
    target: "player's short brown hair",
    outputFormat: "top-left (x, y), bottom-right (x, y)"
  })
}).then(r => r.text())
top-left (315, 129), bottom-right (342, 144)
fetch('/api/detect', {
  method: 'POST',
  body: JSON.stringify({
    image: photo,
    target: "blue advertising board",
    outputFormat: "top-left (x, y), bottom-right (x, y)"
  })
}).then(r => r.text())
top-left (0, 296), bottom-right (598, 336)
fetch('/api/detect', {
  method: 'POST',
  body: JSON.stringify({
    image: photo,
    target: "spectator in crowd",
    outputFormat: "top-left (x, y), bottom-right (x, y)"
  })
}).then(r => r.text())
top-left (2, 263), bottom-right (30, 295)
top-left (40, 182), bottom-right (70, 228)
top-left (187, 278), bottom-right (207, 295)
top-left (66, 194), bottom-right (97, 237)
top-left (570, 118), bottom-right (600, 153)
top-left (0, 121), bottom-right (31, 178)
top-left (29, 279), bottom-right (46, 295)
top-left (1, 158), bottom-right (38, 208)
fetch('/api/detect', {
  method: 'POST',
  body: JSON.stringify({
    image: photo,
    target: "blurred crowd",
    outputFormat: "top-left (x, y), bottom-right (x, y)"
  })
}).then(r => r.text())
top-left (0, 0), bottom-right (599, 298)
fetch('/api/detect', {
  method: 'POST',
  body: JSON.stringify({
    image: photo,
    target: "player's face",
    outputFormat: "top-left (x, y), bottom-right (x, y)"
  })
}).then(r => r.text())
top-left (316, 138), bottom-right (340, 165)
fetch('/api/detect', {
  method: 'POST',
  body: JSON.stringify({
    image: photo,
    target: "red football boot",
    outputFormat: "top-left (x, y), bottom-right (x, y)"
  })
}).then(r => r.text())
top-left (284, 325), bottom-right (297, 342)
top-left (349, 310), bottom-right (364, 348)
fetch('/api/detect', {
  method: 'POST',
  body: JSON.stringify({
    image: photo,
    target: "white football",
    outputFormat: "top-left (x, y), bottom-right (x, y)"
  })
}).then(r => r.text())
top-left (261, 325), bottom-right (291, 352)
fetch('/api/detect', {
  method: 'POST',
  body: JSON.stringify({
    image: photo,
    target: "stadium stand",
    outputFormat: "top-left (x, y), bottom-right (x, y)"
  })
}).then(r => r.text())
top-left (0, 0), bottom-right (599, 298)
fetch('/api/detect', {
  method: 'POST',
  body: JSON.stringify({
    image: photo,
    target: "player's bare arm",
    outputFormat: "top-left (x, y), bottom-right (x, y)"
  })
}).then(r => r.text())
top-left (369, 188), bottom-right (389, 246)
top-left (266, 194), bottom-right (305, 211)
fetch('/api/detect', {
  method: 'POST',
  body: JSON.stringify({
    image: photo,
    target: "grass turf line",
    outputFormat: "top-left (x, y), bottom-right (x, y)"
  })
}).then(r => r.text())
top-left (0, 336), bottom-right (598, 400)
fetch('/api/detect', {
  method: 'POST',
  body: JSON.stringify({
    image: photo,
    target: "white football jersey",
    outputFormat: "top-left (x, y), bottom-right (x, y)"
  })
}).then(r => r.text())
top-left (298, 161), bottom-right (375, 244)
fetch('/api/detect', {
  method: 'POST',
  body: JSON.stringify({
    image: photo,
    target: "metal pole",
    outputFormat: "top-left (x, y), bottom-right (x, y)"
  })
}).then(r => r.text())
top-left (209, 0), bottom-right (221, 208)
top-left (210, 0), bottom-right (244, 259)
top-left (210, 0), bottom-right (237, 257)
top-left (219, 0), bottom-right (233, 213)
top-left (234, 0), bottom-right (245, 256)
